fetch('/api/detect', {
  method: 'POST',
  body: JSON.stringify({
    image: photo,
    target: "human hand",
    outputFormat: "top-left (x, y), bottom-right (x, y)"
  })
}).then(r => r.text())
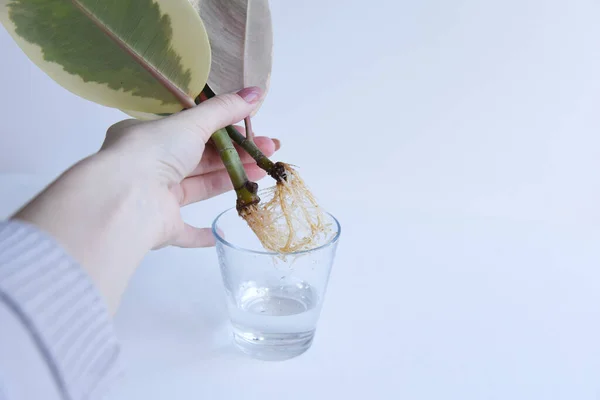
top-left (99, 87), bottom-right (279, 249)
top-left (14, 87), bottom-right (280, 312)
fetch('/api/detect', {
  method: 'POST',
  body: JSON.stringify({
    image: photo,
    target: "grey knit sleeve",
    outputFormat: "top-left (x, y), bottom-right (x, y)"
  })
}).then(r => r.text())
top-left (0, 220), bottom-right (122, 400)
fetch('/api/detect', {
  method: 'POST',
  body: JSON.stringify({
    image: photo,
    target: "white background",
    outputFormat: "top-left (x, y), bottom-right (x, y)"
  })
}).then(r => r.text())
top-left (1, 0), bottom-right (600, 398)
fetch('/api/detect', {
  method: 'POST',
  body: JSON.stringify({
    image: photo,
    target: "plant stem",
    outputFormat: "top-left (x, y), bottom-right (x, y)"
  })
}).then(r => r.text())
top-left (190, 90), bottom-right (260, 211)
top-left (225, 125), bottom-right (286, 182)
top-left (199, 86), bottom-right (286, 181)
top-left (225, 125), bottom-right (275, 172)
top-left (211, 128), bottom-right (260, 211)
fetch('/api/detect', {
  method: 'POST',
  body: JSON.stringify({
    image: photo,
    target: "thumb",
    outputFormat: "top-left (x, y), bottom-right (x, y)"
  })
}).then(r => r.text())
top-left (164, 87), bottom-right (263, 142)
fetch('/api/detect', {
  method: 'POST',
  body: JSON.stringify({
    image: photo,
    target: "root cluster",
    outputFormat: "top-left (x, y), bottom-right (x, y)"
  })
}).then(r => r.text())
top-left (240, 164), bottom-right (331, 253)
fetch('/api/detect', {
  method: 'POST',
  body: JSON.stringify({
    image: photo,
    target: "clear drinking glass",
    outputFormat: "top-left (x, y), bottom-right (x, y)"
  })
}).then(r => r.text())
top-left (212, 208), bottom-right (341, 361)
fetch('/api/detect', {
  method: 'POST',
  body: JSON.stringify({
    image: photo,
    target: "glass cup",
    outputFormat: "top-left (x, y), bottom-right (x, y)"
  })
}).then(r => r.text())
top-left (212, 208), bottom-right (341, 361)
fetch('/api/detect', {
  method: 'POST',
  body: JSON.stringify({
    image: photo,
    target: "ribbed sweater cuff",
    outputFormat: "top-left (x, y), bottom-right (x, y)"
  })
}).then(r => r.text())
top-left (0, 220), bottom-right (122, 400)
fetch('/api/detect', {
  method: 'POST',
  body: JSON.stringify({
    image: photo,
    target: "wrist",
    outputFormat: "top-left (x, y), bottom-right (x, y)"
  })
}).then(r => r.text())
top-left (13, 151), bottom-right (160, 312)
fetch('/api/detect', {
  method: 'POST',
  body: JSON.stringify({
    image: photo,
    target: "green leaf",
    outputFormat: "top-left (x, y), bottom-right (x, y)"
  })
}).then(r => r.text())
top-left (0, 0), bottom-right (212, 114)
top-left (123, 0), bottom-right (273, 121)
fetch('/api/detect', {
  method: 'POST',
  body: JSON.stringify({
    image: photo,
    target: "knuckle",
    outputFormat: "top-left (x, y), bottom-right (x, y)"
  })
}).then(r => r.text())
top-left (105, 124), bottom-right (121, 141)
top-left (210, 94), bottom-right (241, 125)
top-left (212, 94), bottom-right (237, 111)
top-left (104, 119), bottom-right (143, 149)
top-left (107, 119), bottom-right (137, 136)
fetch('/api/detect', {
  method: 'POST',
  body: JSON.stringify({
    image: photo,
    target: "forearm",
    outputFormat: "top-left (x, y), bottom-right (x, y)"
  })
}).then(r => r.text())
top-left (12, 151), bottom-right (159, 313)
top-left (0, 220), bottom-right (122, 400)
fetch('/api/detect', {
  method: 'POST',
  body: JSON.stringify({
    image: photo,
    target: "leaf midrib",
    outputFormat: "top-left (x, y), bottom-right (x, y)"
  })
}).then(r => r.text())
top-left (71, 0), bottom-right (196, 109)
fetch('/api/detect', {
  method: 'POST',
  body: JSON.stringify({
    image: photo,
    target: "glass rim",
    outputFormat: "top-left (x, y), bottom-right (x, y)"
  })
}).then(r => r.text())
top-left (212, 207), bottom-right (341, 256)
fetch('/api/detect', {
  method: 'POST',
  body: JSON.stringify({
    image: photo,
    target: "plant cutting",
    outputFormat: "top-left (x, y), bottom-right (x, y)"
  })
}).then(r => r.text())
top-left (0, 0), bottom-right (329, 253)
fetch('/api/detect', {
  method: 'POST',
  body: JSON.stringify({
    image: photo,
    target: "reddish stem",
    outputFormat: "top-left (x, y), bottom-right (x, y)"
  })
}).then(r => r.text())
top-left (244, 116), bottom-right (255, 143)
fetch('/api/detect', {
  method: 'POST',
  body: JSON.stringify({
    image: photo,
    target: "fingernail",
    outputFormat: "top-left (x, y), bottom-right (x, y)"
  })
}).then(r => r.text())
top-left (237, 86), bottom-right (262, 104)
top-left (272, 138), bottom-right (281, 150)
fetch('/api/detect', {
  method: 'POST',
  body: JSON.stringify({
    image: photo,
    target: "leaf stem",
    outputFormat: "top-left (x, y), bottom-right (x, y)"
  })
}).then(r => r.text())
top-left (244, 116), bottom-right (255, 142)
top-left (200, 86), bottom-right (286, 181)
top-left (225, 125), bottom-right (275, 172)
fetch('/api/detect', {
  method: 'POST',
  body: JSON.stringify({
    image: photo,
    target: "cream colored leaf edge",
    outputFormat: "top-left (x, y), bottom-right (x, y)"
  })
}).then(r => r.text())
top-left (0, 0), bottom-right (212, 114)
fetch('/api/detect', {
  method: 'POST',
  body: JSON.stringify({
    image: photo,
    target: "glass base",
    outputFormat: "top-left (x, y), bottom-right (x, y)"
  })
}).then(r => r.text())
top-left (232, 328), bottom-right (315, 361)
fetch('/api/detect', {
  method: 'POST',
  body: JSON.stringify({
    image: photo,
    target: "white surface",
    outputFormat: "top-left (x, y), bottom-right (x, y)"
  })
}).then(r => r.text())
top-left (2, 0), bottom-right (600, 398)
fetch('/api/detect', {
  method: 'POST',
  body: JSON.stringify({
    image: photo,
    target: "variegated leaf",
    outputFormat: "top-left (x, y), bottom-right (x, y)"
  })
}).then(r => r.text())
top-left (0, 0), bottom-right (212, 114)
